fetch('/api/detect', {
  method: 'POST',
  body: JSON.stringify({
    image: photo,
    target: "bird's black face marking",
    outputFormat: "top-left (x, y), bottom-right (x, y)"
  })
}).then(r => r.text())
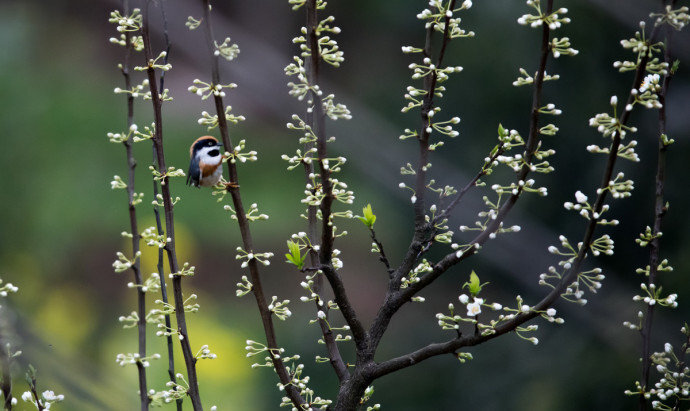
top-left (208, 149), bottom-right (220, 157)
top-left (192, 138), bottom-right (220, 154)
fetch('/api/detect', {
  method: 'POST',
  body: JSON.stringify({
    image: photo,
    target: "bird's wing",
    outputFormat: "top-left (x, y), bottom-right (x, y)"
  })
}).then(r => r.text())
top-left (186, 156), bottom-right (200, 187)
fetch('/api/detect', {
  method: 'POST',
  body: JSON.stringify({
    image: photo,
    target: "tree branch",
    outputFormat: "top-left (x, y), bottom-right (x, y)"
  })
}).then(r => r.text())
top-left (141, 2), bottom-right (202, 409)
top-left (198, 1), bottom-right (308, 407)
top-left (412, 1), bottom-right (457, 239)
top-left (149, 2), bottom-right (181, 409)
top-left (374, 14), bottom-right (662, 380)
top-left (639, 8), bottom-right (674, 408)
top-left (302, 0), bottom-right (369, 355)
top-left (368, 0), bottom-right (461, 354)
top-left (369, 0), bottom-right (553, 351)
top-left (299, 0), bottom-right (350, 382)
top-left (119, 1), bottom-right (148, 408)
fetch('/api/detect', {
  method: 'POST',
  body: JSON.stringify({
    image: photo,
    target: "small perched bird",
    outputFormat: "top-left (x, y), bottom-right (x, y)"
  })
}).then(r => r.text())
top-left (186, 136), bottom-right (223, 187)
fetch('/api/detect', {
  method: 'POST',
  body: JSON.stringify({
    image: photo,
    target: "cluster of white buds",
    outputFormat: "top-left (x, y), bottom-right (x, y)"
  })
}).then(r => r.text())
top-left (108, 9), bottom-right (142, 33)
top-left (268, 296), bottom-right (292, 321)
top-left (235, 247), bottom-right (274, 268)
top-left (518, 3), bottom-right (570, 30)
top-left (134, 51), bottom-right (172, 72)
top-left (625, 327), bottom-right (690, 406)
top-left (214, 37), bottom-right (240, 61)
top-left (401, 259), bottom-right (433, 290)
top-left (113, 79), bottom-right (150, 99)
top-left (651, 5), bottom-right (690, 30)
top-left (597, 172), bottom-right (634, 199)
top-left (195, 344), bottom-right (218, 360)
top-left (115, 352), bottom-right (161, 367)
top-left (140, 226), bottom-right (169, 248)
top-left (550, 37), bottom-right (579, 58)
top-left (127, 273), bottom-right (162, 294)
top-left (188, 79), bottom-right (237, 100)
top-left (633, 283), bottom-right (679, 308)
top-left (236, 275), bottom-right (253, 297)
top-left (513, 68), bottom-right (560, 86)
top-left (112, 251), bottom-right (141, 273)
top-left (148, 165), bottom-right (186, 185)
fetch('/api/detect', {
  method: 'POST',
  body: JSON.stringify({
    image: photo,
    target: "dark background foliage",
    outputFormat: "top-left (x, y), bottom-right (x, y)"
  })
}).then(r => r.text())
top-left (0, 0), bottom-right (688, 409)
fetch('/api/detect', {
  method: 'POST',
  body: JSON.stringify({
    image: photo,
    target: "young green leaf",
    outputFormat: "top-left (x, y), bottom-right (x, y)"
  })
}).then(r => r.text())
top-left (357, 204), bottom-right (377, 228)
top-left (285, 240), bottom-right (305, 269)
top-left (463, 270), bottom-right (489, 296)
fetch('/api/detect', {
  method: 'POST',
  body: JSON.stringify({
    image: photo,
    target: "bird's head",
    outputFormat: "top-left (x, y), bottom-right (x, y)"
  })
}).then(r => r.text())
top-left (190, 136), bottom-right (222, 162)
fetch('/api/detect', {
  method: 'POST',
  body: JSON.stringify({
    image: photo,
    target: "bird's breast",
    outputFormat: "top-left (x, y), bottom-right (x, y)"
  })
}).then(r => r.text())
top-left (198, 159), bottom-right (223, 187)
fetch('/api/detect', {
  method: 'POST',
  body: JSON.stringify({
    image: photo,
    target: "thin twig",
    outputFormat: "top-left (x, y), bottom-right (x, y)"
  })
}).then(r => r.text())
top-left (300, 1), bottom-right (350, 382)
top-left (198, 0), bottom-right (308, 408)
top-left (639, 6), bottom-right (674, 408)
top-left (416, 145), bottom-right (507, 261)
top-left (369, 228), bottom-right (392, 274)
top-left (436, 145), bottom-right (506, 222)
top-left (141, 2), bottom-right (202, 409)
top-left (305, 0), bottom-right (369, 356)
top-left (412, 0), bottom-right (458, 235)
top-left (119, 0), bottom-right (148, 408)
top-left (150, 2), bottom-right (181, 409)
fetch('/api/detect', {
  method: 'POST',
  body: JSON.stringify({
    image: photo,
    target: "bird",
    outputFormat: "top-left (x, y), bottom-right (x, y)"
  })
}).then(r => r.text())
top-left (186, 136), bottom-right (223, 187)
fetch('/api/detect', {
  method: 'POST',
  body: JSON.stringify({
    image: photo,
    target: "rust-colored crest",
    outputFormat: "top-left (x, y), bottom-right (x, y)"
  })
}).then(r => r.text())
top-left (189, 136), bottom-right (219, 157)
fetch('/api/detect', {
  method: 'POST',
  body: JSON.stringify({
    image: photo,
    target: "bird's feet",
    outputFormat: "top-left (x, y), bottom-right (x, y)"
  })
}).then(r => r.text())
top-left (224, 181), bottom-right (240, 191)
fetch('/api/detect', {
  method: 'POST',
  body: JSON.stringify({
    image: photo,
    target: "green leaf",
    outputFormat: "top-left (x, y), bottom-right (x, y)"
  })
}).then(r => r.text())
top-left (498, 123), bottom-right (507, 137)
top-left (357, 204), bottom-right (377, 228)
top-left (285, 240), bottom-right (305, 269)
top-left (463, 270), bottom-right (489, 296)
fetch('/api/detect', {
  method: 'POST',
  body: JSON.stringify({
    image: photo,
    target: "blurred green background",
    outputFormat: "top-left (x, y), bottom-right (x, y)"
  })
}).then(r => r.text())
top-left (0, 0), bottom-right (689, 409)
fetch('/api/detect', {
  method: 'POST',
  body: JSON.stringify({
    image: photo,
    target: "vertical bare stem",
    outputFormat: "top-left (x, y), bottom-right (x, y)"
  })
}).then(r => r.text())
top-left (302, 0), bottom-right (349, 382)
top-left (639, 9), bottom-right (674, 409)
top-left (413, 0), bottom-right (457, 236)
top-left (150, 3), bottom-right (181, 410)
top-left (304, 0), bottom-right (368, 357)
top-left (119, 0), bottom-right (148, 408)
top-left (141, 2), bottom-right (202, 409)
top-left (198, 0), bottom-right (307, 408)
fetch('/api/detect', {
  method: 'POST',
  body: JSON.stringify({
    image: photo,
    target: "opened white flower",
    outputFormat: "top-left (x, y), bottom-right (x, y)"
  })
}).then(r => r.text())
top-left (466, 298), bottom-right (483, 317)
